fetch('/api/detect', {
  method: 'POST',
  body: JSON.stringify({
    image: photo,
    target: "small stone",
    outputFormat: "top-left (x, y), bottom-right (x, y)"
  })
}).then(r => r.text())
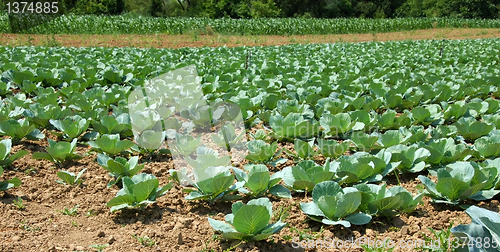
top-left (178, 233), bottom-right (183, 245)
top-left (11, 236), bottom-right (21, 242)
top-left (108, 236), bottom-right (116, 244)
top-left (401, 226), bottom-right (409, 235)
top-left (75, 246), bottom-right (84, 251)
top-left (97, 231), bottom-right (105, 237)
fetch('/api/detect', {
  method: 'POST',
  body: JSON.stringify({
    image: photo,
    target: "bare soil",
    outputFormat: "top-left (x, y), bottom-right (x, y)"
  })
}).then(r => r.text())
top-left (0, 28), bottom-right (499, 49)
top-left (1, 137), bottom-right (499, 252)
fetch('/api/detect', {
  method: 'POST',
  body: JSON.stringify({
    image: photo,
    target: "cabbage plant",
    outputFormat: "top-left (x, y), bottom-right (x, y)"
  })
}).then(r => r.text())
top-left (208, 198), bottom-right (287, 241)
top-left (106, 173), bottom-right (173, 212)
top-left (233, 164), bottom-right (291, 199)
top-left (451, 206), bottom-right (500, 252)
top-left (300, 181), bottom-right (372, 227)
top-left (418, 161), bottom-right (500, 204)
top-left (0, 139), bottom-right (28, 168)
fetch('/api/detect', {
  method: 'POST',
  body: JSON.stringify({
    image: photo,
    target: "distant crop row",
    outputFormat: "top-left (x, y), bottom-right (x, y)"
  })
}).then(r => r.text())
top-left (2, 39), bottom-right (500, 246)
top-left (1, 14), bottom-right (500, 35)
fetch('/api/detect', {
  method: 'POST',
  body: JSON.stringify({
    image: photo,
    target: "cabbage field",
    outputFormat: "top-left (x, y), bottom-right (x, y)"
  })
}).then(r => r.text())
top-left (2, 13), bottom-right (500, 35)
top-left (1, 38), bottom-right (500, 251)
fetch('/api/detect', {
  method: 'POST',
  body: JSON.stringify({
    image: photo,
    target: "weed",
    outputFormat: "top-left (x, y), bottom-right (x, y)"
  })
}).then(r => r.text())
top-left (89, 243), bottom-right (109, 252)
top-left (85, 210), bottom-right (95, 217)
top-left (362, 239), bottom-right (396, 252)
top-left (12, 196), bottom-right (25, 210)
top-left (19, 220), bottom-right (40, 232)
top-left (416, 222), bottom-right (459, 251)
top-left (289, 226), bottom-right (324, 241)
top-left (71, 221), bottom-right (78, 227)
top-left (132, 234), bottom-right (156, 247)
top-left (388, 226), bottom-right (400, 232)
top-left (58, 205), bottom-right (79, 216)
top-left (223, 240), bottom-right (243, 252)
top-left (24, 167), bottom-right (37, 175)
top-left (272, 200), bottom-right (299, 222)
top-left (43, 34), bottom-right (61, 47)
top-left (26, 35), bottom-right (34, 46)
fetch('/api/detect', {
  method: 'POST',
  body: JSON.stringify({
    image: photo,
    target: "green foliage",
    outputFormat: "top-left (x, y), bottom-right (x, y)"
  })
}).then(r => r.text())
top-left (454, 117), bottom-right (494, 141)
top-left (424, 138), bottom-right (475, 166)
top-left (72, 0), bottom-right (125, 15)
top-left (475, 132), bottom-right (500, 158)
top-left (24, 104), bottom-right (71, 128)
top-left (210, 123), bottom-right (246, 151)
top-left (354, 183), bottom-right (425, 217)
top-left (386, 144), bottom-right (431, 173)
top-left (245, 140), bottom-right (285, 165)
top-left (169, 133), bottom-right (202, 157)
top-left (208, 198), bottom-right (287, 241)
top-left (270, 113), bottom-right (319, 140)
top-left (12, 196), bottom-right (25, 210)
top-left (106, 173), bottom-right (173, 212)
top-left (330, 150), bottom-right (397, 185)
top-left (316, 138), bottom-right (351, 159)
top-left (91, 114), bottom-right (132, 137)
top-left (32, 139), bottom-right (83, 165)
top-left (89, 243), bottom-right (109, 252)
top-left (320, 113), bottom-right (360, 137)
top-left (0, 119), bottom-right (44, 143)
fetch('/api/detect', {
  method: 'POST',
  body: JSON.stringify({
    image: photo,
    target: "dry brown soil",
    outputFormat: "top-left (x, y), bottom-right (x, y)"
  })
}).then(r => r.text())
top-left (1, 29), bottom-right (500, 252)
top-left (2, 136), bottom-right (499, 252)
top-left (0, 28), bottom-right (500, 49)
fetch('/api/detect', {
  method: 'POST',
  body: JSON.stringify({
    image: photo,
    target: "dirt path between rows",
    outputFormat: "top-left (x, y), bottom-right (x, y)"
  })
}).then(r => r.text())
top-left (1, 28), bottom-right (500, 49)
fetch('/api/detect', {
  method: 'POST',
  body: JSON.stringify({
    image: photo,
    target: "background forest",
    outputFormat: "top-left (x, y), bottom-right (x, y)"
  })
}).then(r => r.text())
top-left (18, 0), bottom-right (500, 19)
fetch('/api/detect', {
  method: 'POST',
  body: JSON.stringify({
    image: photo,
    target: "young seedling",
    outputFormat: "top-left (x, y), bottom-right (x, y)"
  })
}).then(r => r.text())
top-left (89, 243), bottom-right (109, 252)
top-left (132, 235), bottom-right (156, 247)
top-left (12, 196), bottom-right (25, 210)
top-left (58, 205), bottom-right (79, 216)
